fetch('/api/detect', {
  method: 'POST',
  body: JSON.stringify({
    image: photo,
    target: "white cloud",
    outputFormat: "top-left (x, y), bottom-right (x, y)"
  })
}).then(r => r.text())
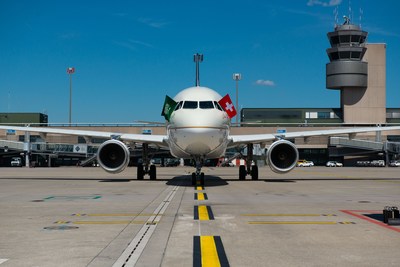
top-left (364, 25), bottom-right (400, 38)
top-left (255, 80), bottom-right (276, 87)
top-left (128, 40), bottom-right (154, 48)
top-left (307, 0), bottom-right (342, 7)
top-left (59, 32), bottom-right (77, 40)
top-left (113, 40), bottom-right (154, 51)
top-left (112, 13), bottom-right (127, 17)
top-left (138, 18), bottom-right (168, 28)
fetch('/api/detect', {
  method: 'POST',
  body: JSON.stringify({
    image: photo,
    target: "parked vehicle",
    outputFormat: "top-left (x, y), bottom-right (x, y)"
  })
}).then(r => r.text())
top-left (220, 161), bottom-right (234, 167)
top-left (297, 160), bottom-right (314, 167)
top-left (389, 160), bottom-right (400, 167)
top-left (356, 161), bottom-right (370, 167)
top-left (11, 157), bottom-right (22, 167)
top-left (370, 160), bottom-right (385, 167)
top-left (326, 161), bottom-right (343, 167)
top-left (297, 159), bottom-right (307, 167)
top-left (165, 158), bottom-right (180, 167)
top-left (150, 158), bottom-right (163, 166)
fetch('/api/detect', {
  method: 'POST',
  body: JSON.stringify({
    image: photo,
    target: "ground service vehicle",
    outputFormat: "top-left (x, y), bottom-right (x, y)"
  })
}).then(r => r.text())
top-left (326, 161), bottom-right (343, 167)
top-left (11, 157), bottom-right (22, 167)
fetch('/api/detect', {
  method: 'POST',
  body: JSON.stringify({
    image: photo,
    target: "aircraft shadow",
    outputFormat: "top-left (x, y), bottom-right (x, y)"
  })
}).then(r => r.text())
top-left (364, 213), bottom-right (383, 222)
top-left (166, 175), bottom-right (229, 187)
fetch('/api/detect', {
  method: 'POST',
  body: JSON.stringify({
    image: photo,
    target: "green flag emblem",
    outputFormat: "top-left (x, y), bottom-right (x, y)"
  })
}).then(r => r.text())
top-left (161, 95), bottom-right (177, 121)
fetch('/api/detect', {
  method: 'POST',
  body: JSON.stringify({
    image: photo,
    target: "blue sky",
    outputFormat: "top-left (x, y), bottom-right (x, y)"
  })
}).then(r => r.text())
top-left (1, 0), bottom-right (399, 123)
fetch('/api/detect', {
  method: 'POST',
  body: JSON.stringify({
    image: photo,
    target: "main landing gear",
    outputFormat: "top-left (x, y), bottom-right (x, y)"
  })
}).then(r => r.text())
top-left (137, 143), bottom-right (157, 180)
top-left (191, 158), bottom-right (205, 186)
top-left (238, 143), bottom-right (259, 180)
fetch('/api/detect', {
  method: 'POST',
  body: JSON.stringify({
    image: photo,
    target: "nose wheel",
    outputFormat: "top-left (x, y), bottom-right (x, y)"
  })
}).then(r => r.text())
top-left (192, 172), bottom-right (205, 186)
top-left (192, 158), bottom-right (205, 186)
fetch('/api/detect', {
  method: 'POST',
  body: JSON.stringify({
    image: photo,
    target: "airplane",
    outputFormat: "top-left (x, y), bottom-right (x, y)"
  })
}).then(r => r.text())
top-left (1, 55), bottom-right (400, 185)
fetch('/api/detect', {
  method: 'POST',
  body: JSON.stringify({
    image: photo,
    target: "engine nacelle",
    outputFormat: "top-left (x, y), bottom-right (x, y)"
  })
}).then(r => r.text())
top-left (266, 140), bottom-right (299, 174)
top-left (97, 139), bottom-right (130, 173)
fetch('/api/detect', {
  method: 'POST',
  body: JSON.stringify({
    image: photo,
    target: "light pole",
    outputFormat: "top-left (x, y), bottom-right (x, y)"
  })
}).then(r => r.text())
top-left (67, 67), bottom-right (75, 124)
top-left (193, 53), bottom-right (203, 86)
top-left (233, 73), bottom-right (241, 124)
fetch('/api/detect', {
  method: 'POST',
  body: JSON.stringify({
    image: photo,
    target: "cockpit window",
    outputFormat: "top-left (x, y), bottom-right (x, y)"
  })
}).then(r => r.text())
top-left (175, 101), bottom-right (183, 111)
top-left (183, 101), bottom-right (198, 109)
top-left (199, 101), bottom-right (214, 109)
top-left (214, 101), bottom-right (223, 111)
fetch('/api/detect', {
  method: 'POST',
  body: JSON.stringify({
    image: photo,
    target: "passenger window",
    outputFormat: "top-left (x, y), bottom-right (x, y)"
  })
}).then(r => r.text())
top-left (175, 101), bottom-right (183, 111)
top-left (199, 101), bottom-right (214, 109)
top-left (183, 101), bottom-right (198, 109)
top-left (214, 101), bottom-right (223, 111)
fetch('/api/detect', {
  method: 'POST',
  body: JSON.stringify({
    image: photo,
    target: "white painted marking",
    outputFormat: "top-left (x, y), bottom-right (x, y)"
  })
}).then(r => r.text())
top-left (112, 186), bottom-right (179, 267)
top-left (0, 259), bottom-right (8, 265)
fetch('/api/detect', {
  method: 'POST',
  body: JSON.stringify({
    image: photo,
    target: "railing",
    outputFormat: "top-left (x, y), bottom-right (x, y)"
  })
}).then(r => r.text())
top-left (0, 140), bottom-right (25, 150)
top-left (329, 137), bottom-right (384, 150)
top-left (386, 142), bottom-right (400, 154)
top-left (1, 140), bottom-right (99, 156)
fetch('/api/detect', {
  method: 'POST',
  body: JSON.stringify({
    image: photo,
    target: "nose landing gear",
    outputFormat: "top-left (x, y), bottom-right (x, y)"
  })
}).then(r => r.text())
top-left (191, 158), bottom-right (205, 186)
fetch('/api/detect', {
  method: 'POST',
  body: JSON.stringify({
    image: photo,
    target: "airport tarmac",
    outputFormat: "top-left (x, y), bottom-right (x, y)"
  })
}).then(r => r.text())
top-left (0, 166), bottom-right (399, 267)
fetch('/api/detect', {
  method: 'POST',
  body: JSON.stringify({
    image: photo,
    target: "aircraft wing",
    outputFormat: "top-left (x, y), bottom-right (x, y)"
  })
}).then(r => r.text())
top-left (0, 126), bottom-right (168, 147)
top-left (229, 126), bottom-right (400, 146)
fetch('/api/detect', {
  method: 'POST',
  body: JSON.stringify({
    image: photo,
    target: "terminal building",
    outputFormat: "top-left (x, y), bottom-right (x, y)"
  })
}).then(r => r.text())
top-left (1, 19), bottom-right (400, 167)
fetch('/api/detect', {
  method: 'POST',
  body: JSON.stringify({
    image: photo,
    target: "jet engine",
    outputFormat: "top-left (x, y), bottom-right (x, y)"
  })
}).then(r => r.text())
top-left (97, 139), bottom-right (130, 173)
top-left (266, 140), bottom-right (299, 173)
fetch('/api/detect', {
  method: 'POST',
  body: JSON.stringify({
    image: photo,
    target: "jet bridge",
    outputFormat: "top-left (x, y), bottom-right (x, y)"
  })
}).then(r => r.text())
top-left (328, 137), bottom-right (400, 162)
top-left (0, 140), bottom-right (98, 167)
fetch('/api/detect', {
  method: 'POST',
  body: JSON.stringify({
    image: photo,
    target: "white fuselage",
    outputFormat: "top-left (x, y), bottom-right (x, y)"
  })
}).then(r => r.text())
top-left (165, 86), bottom-right (231, 160)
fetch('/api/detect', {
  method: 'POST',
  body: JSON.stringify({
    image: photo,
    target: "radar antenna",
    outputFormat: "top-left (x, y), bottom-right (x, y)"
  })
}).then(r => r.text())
top-left (343, 15), bottom-right (351, 25)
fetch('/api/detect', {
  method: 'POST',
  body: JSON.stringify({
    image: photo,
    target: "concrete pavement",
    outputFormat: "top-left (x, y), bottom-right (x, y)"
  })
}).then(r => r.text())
top-left (0, 166), bottom-right (399, 266)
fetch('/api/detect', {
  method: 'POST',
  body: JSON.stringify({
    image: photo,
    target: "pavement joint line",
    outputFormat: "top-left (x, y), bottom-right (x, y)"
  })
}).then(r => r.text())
top-left (72, 221), bottom-right (149, 225)
top-left (248, 221), bottom-right (338, 225)
top-left (241, 214), bottom-right (336, 217)
top-left (71, 213), bottom-right (161, 217)
top-left (112, 186), bottom-right (179, 267)
top-left (247, 221), bottom-right (356, 225)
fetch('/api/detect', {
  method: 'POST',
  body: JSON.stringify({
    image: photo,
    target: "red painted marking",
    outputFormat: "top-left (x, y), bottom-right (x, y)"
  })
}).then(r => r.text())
top-left (340, 210), bottom-right (400, 233)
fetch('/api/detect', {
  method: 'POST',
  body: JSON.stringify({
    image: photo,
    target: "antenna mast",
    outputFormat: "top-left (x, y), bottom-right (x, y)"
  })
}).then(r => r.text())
top-left (193, 53), bottom-right (203, 87)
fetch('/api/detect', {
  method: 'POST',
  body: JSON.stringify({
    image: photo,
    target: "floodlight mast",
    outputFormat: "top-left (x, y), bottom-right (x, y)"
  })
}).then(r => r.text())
top-left (194, 53), bottom-right (203, 86)
top-left (66, 67), bottom-right (75, 125)
top-left (233, 73), bottom-right (242, 124)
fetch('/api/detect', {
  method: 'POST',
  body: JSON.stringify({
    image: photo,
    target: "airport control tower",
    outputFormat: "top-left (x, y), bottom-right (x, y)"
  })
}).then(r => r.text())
top-left (326, 17), bottom-right (386, 124)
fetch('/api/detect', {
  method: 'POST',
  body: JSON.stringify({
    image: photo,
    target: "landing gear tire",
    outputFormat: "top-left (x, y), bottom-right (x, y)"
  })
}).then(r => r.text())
top-left (239, 165), bottom-right (246, 180)
top-left (137, 163), bottom-right (144, 180)
top-left (191, 173), bottom-right (196, 185)
top-left (149, 165), bottom-right (156, 180)
top-left (251, 165), bottom-right (259, 180)
top-left (200, 172), bottom-right (205, 186)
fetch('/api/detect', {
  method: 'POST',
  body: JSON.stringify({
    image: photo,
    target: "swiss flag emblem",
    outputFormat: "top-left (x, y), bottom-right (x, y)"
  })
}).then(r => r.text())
top-left (218, 94), bottom-right (237, 118)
